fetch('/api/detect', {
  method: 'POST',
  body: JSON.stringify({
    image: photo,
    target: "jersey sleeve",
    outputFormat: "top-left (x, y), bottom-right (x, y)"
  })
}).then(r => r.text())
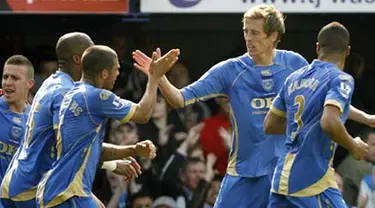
top-left (180, 60), bottom-right (232, 106)
top-left (324, 73), bottom-right (354, 113)
top-left (51, 90), bottom-right (66, 130)
top-left (90, 89), bottom-right (136, 123)
top-left (287, 52), bottom-right (309, 71)
top-left (270, 83), bottom-right (287, 117)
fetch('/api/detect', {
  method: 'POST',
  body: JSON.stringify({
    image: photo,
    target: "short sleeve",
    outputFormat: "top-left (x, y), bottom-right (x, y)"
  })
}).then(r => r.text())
top-left (270, 83), bottom-right (287, 117)
top-left (324, 74), bottom-right (354, 113)
top-left (90, 89), bottom-right (136, 123)
top-left (287, 52), bottom-right (309, 71)
top-left (180, 60), bottom-right (232, 106)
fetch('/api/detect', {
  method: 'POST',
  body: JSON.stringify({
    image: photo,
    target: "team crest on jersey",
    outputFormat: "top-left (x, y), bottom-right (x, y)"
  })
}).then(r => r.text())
top-left (262, 79), bottom-right (274, 91)
top-left (11, 126), bottom-right (22, 142)
top-left (100, 90), bottom-right (111, 101)
top-left (12, 117), bottom-right (21, 124)
top-left (339, 81), bottom-right (352, 99)
top-left (261, 70), bottom-right (272, 77)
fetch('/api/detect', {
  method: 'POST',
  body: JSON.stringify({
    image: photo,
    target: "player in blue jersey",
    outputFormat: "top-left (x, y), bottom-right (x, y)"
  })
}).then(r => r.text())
top-left (0, 33), bottom-right (149, 208)
top-left (133, 5), bottom-right (307, 207)
top-left (0, 55), bottom-right (34, 208)
top-left (264, 22), bottom-right (369, 207)
top-left (36, 45), bottom-right (179, 207)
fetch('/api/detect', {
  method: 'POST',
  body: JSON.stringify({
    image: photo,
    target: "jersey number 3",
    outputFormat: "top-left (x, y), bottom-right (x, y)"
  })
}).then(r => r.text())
top-left (291, 95), bottom-right (305, 141)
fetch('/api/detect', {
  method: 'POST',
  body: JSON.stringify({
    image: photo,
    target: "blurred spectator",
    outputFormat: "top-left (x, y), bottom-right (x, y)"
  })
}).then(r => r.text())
top-left (128, 190), bottom-right (154, 208)
top-left (137, 92), bottom-right (186, 171)
top-left (358, 167), bottom-right (375, 208)
top-left (32, 53), bottom-right (57, 94)
top-left (200, 97), bottom-right (231, 176)
top-left (335, 172), bottom-right (356, 208)
top-left (203, 175), bottom-right (223, 208)
top-left (152, 196), bottom-right (177, 208)
top-left (110, 35), bottom-right (148, 102)
top-left (337, 128), bottom-right (375, 206)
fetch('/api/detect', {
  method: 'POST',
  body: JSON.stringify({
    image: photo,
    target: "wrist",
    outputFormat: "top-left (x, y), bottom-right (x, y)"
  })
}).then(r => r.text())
top-left (102, 161), bottom-right (117, 171)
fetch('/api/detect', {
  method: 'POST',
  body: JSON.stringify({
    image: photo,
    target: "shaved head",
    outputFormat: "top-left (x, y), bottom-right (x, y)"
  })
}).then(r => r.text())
top-left (55, 32), bottom-right (94, 80)
top-left (55, 32), bottom-right (94, 63)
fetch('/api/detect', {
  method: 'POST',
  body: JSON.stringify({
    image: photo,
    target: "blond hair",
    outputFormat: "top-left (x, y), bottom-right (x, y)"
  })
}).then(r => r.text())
top-left (243, 4), bottom-right (286, 45)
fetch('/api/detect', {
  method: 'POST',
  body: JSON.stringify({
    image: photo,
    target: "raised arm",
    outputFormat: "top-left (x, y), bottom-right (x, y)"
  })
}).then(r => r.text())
top-left (348, 105), bottom-right (375, 128)
top-left (131, 49), bottom-right (180, 123)
top-left (132, 48), bottom-right (230, 109)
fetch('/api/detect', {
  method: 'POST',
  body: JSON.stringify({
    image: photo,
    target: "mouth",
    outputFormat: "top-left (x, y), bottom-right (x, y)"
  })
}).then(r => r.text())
top-left (3, 89), bottom-right (15, 96)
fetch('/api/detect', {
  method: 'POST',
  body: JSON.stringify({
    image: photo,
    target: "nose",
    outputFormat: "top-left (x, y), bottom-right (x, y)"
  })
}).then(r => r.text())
top-left (3, 77), bottom-right (12, 86)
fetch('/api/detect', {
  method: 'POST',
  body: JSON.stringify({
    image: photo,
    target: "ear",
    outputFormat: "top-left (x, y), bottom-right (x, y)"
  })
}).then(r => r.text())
top-left (346, 45), bottom-right (351, 57)
top-left (27, 78), bottom-right (35, 89)
top-left (72, 55), bottom-right (81, 65)
top-left (270, 31), bottom-right (278, 43)
top-left (101, 69), bottom-right (109, 80)
top-left (316, 42), bottom-right (320, 55)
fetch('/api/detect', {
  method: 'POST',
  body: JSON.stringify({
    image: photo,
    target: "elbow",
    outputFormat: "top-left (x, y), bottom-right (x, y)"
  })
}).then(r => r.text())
top-left (170, 102), bottom-right (184, 109)
top-left (320, 115), bottom-right (334, 134)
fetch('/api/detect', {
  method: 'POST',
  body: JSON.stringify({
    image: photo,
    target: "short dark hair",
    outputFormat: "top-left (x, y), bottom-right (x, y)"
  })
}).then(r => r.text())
top-left (81, 45), bottom-right (117, 78)
top-left (318, 22), bottom-right (350, 54)
top-left (128, 189), bottom-right (153, 207)
top-left (55, 32), bottom-right (93, 64)
top-left (5, 55), bottom-right (34, 78)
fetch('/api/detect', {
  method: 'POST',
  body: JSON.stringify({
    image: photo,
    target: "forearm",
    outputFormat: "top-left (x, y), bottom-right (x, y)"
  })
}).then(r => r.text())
top-left (132, 76), bottom-right (159, 124)
top-left (321, 117), bottom-right (356, 152)
top-left (101, 142), bottom-right (136, 162)
top-left (158, 76), bottom-right (184, 109)
top-left (348, 105), bottom-right (369, 125)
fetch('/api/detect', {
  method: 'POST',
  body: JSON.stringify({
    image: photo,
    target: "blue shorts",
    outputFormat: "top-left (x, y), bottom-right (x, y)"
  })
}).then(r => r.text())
top-left (214, 173), bottom-right (272, 208)
top-left (0, 198), bottom-right (36, 208)
top-left (268, 187), bottom-right (346, 208)
top-left (54, 196), bottom-right (97, 208)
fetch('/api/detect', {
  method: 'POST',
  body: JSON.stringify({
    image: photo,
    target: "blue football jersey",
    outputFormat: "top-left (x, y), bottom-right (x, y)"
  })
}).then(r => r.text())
top-left (37, 82), bottom-right (135, 208)
top-left (0, 71), bottom-right (74, 201)
top-left (0, 97), bottom-right (30, 182)
top-left (180, 49), bottom-right (308, 177)
top-left (270, 60), bottom-right (354, 196)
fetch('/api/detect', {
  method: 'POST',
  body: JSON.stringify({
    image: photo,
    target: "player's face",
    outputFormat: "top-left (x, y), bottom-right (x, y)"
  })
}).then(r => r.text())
top-left (2, 64), bottom-right (32, 104)
top-left (182, 162), bottom-right (205, 190)
top-left (243, 18), bottom-right (276, 57)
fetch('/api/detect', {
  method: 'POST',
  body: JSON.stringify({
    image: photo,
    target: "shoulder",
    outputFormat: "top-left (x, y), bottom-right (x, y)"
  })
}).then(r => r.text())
top-left (276, 49), bottom-right (308, 69)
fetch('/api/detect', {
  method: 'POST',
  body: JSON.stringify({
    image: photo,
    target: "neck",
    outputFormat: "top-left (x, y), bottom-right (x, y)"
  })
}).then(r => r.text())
top-left (250, 48), bottom-right (275, 66)
top-left (81, 76), bottom-right (100, 88)
top-left (318, 53), bottom-right (346, 70)
top-left (58, 62), bottom-right (78, 81)
top-left (8, 100), bottom-right (26, 113)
